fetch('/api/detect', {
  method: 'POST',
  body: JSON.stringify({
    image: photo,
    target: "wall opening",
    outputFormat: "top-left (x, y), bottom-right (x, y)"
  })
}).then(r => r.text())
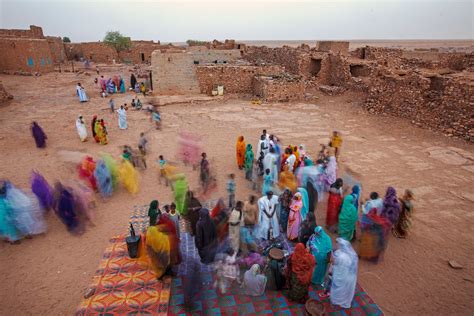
top-left (361, 47), bottom-right (366, 59)
top-left (141, 53), bottom-right (145, 62)
top-left (309, 58), bottom-right (322, 76)
top-left (429, 76), bottom-right (444, 92)
top-left (350, 64), bottom-right (370, 77)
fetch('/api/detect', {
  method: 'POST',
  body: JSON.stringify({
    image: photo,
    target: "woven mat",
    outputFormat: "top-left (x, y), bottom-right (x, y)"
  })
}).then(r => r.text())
top-left (75, 235), bottom-right (171, 315)
top-left (169, 273), bottom-right (383, 315)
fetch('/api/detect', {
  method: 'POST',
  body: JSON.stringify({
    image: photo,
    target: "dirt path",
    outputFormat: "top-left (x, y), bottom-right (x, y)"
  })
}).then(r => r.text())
top-left (0, 71), bottom-right (473, 315)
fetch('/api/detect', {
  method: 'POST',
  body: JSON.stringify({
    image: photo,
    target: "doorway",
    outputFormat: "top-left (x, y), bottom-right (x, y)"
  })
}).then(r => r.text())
top-left (141, 53), bottom-right (145, 62)
top-left (309, 58), bottom-right (322, 77)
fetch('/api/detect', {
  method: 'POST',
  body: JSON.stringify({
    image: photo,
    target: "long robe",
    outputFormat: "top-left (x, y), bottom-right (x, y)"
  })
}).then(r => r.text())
top-left (119, 160), bottom-right (139, 194)
top-left (195, 209), bottom-right (217, 264)
top-left (94, 160), bottom-right (113, 198)
top-left (117, 108), bottom-right (127, 129)
top-left (255, 195), bottom-right (280, 240)
top-left (326, 189), bottom-right (342, 227)
top-left (228, 208), bottom-right (243, 253)
top-left (76, 85), bottom-right (88, 102)
top-left (31, 171), bottom-right (54, 211)
top-left (339, 195), bottom-right (358, 241)
top-left (91, 116), bottom-right (98, 142)
top-left (330, 238), bottom-right (358, 309)
top-left (308, 226), bottom-right (333, 285)
top-left (0, 195), bottom-right (20, 242)
top-left (236, 137), bottom-right (246, 168)
top-left (76, 118), bottom-right (88, 142)
top-left (119, 79), bottom-right (126, 93)
top-left (146, 226), bottom-right (171, 278)
top-left (263, 152), bottom-right (279, 183)
top-left (287, 195), bottom-right (302, 241)
top-left (297, 187), bottom-right (309, 221)
top-left (31, 122), bottom-right (47, 148)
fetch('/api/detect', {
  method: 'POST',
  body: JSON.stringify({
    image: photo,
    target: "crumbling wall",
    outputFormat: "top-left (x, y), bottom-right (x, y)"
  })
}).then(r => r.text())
top-left (253, 75), bottom-right (305, 102)
top-left (0, 38), bottom-right (54, 73)
top-left (65, 42), bottom-right (118, 63)
top-left (118, 41), bottom-right (162, 64)
top-left (318, 53), bottom-right (352, 86)
top-left (0, 25), bottom-right (44, 39)
top-left (243, 46), bottom-right (304, 75)
top-left (365, 72), bottom-right (474, 141)
top-left (0, 82), bottom-right (13, 103)
top-left (195, 65), bottom-right (283, 94)
top-left (316, 41), bottom-right (349, 55)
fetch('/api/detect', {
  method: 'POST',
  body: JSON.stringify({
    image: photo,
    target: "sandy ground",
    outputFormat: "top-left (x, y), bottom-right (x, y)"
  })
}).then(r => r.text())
top-left (0, 68), bottom-right (473, 316)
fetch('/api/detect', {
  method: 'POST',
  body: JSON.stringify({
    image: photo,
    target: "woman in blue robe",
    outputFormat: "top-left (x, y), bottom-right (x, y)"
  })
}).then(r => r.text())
top-left (119, 78), bottom-right (126, 93)
top-left (308, 226), bottom-right (333, 285)
top-left (94, 160), bottom-right (113, 198)
top-left (31, 122), bottom-right (47, 148)
top-left (297, 187), bottom-right (309, 221)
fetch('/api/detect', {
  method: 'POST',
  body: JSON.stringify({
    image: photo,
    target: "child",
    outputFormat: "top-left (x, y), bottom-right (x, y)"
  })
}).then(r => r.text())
top-left (158, 155), bottom-right (167, 186)
top-left (131, 98), bottom-right (136, 108)
top-left (109, 98), bottom-right (115, 112)
top-left (261, 169), bottom-right (272, 195)
top-left (166, 203), bottom-right (180, 238)
top-left (226, 174), bottom-right (236, 208)
top-left (136, 98), bottom-right (143, 110)
top-left (329, 131), bottom-right (343, 161)
top-left (136, 145), bottom-right (147, 169)
top-left (257, 151), bottom-right (265, 176)
top-left (138, 132), bottom-right (148, 154)
top-left (251, 160), bottom-right (260, 192)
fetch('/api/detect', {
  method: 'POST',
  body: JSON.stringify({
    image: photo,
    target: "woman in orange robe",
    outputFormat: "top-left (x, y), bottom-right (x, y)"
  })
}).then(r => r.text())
top-left (236, 136), bottom-right (246, 169)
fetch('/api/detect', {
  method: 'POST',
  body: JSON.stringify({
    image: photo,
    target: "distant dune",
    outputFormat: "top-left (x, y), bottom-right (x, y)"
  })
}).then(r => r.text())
top-left (170, 39), bottom-right (474, 52)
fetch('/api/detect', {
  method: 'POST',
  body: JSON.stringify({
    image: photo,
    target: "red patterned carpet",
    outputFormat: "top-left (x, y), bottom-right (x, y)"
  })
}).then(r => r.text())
top-left (75, 236), bottom-right (170, 315)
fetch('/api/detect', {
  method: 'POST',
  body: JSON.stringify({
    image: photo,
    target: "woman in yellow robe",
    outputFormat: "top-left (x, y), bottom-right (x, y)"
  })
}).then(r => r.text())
top-left (119, 160), bottom-right (139, 194)
top-left (279, 165), bottom-right (297, 193)
top-left (236, 136), bottom-right (246, 169)
top-left (145, 225), bottom-right (171, 279)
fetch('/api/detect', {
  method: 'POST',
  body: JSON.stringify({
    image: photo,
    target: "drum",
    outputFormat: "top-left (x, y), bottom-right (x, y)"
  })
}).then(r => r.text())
top-left (305, 299), bottom-right (325, 316)
top-left (269, 247), bottom-right (285, 261)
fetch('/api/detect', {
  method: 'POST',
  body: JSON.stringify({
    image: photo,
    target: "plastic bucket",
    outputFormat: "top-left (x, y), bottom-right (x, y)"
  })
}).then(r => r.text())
top-left (125, 235), bottom-right (141, 258)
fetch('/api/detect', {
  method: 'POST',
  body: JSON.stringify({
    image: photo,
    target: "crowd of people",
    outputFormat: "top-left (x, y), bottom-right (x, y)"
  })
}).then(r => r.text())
top-left (134, 128), bottom-right (415, 310)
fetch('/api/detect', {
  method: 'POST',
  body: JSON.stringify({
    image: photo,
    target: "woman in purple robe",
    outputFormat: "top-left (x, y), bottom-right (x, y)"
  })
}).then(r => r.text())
top-left (31, 122), bottom-right (47, 148)
top-left (382, 187), bottom-right (401, 225)
top-left (54, 182), bottom-right (82, 234)
top-left (31, 171), bottom-right (54, 211)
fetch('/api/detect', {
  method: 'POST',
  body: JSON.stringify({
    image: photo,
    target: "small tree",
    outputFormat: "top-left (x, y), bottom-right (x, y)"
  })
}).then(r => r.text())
top-left (103, 31), bottom-right (132, 52)
top-left (62, 36), bottom-right (71, 43)
top-left (186, 39), bottom-right (209, 46)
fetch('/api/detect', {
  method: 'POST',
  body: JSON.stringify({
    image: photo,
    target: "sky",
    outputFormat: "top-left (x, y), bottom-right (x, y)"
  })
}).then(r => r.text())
top-left (0, 0), bottom-right (472, 42)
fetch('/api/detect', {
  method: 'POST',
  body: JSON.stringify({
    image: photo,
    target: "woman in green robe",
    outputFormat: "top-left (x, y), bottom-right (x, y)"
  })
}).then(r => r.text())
top-left (338, 195), bottom-right (358, 241)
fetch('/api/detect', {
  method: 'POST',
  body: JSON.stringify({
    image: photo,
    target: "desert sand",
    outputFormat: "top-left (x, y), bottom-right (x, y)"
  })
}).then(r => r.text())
top-left (0, 64), bottom-right (473, 315)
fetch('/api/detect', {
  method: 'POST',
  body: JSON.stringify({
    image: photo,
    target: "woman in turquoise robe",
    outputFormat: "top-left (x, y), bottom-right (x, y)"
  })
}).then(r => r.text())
top-left (307, 226), bottom-right (333, 285)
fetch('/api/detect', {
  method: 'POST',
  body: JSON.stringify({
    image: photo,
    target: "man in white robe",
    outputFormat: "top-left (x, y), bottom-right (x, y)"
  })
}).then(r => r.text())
top-left (254, 191), bottom-right (280, 240)
top-left (286, 150), bottom-right (296, 173)
top-left (117, 105), bottom-right (127, 129)
top-left (75, 116), bottom-right (88, 142)
top-left (263, 149), bottom-right (279, 183)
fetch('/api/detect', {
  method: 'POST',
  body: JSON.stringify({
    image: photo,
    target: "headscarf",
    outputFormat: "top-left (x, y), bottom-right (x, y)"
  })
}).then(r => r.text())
top-left (351, 185), bottom-right (361, 208)
top-left (91, 115), bottom-right (97, 138)
top-left (290, 192), bottom-right (302, 212)
top-left (309, 226), bottom-right (333, 254)
top-left (382, 186), bottom-right (400, 225)
top-left (31, 122), bottom-right (47, 148)
top-left (244, 144), bottom-right (254, 171)
top-left (145, 225), bottom-right (171, 278)
top-left (290, 243), bottom-right (315, 284)
top-left (297, 187), bottom-right (309, 221)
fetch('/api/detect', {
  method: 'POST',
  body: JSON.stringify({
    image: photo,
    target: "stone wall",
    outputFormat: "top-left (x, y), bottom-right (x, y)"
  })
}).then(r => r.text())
top-left (151, 49), bottom-right (242, 94)
top-left (0, 38), bottom-right (54, 73)
top-left (365, 71), bottom-right (474, 141)
top-left (253, 75), bottom-right (305, 102)
top-left (118, 41), bottom-right (162, 64)
top-left (195, 65), bottom-right (283, 94)
top-left (0, 82), bottom-right (13, 103)
top-left (46, 36), bottom-right (66, 63)
top-left (65, 42), bottom-right (119, 63)
top-left (243, 46), bottom-right (304, 75)
top-left (316, 41), bottom-right (349, 55)
top-left (0, 25), bottom-right (44, 39)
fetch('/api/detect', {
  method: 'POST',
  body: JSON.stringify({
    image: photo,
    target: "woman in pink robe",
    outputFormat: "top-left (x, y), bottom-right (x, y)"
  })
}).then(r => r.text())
top-left (287, 192), bottom-right (303, 241)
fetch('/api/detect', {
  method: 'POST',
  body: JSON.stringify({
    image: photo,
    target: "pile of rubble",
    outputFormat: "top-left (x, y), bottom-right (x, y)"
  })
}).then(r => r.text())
top-left (253, 74), bottom-right (304, 102)
top-left (365, 71), bottom-right (473, 141)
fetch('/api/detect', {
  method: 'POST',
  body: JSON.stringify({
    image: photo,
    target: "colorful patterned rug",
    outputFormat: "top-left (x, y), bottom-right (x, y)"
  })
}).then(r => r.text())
top-left (75, 235), bottom-right (171, 315)
top-left (168, 273), bottom-right (383, 315)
